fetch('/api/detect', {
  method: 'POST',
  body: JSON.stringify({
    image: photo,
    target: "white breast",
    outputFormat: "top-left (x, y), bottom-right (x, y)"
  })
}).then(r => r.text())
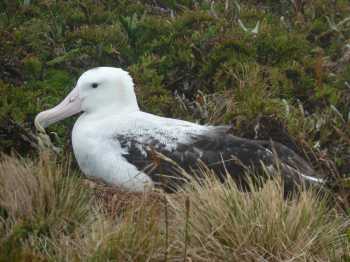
top-left (72, 113), bottom-right (150, 191)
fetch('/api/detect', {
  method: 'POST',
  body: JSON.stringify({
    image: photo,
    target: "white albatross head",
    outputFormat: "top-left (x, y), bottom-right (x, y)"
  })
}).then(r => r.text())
top-left (35, 67), bottom-right (139, 129)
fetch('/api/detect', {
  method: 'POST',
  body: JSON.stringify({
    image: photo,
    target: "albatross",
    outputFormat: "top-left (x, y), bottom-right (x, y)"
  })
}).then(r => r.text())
top-left (35, 67), bottom-right (323, 192)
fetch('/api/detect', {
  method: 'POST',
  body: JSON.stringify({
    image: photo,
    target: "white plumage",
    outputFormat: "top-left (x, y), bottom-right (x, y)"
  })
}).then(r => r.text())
top-left (35, 67), bottom-right (323, 192)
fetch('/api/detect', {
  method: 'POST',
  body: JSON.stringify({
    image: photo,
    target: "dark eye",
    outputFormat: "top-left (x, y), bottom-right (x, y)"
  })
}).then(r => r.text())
top-left (91, 83), bottom-right (99, 88)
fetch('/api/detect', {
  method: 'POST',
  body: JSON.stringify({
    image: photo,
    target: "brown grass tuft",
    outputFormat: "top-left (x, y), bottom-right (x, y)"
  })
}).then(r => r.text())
top-left (168, 168), bottom-right (349, 261)
top-left (0, 154), bottom-right (349, 261)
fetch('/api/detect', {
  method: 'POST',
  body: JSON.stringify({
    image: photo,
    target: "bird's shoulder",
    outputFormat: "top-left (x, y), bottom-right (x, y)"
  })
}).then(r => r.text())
top-left (114, 114), bottom-right (200, 152)
top-left (114, 117), bottom-right (236, 160)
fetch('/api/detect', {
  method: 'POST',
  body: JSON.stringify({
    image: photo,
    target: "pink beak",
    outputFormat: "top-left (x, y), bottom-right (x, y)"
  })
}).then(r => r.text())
top-left (35, 87), bottom-right (82, 130)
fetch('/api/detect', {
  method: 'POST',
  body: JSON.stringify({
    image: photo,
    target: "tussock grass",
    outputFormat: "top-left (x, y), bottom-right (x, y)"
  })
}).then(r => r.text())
top-left (0, 154), bottom-right (349, 261)
top-left (0, 154), bottom-right (91, 230)
top-left (0, 153), bottom-right (92, 259)
top-left (50, 196), bottom-right (165, 261)
top-left (169, 168), bottom-right (349, 261)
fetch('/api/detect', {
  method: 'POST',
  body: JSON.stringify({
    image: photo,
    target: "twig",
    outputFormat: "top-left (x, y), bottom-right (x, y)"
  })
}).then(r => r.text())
top-left (183, 196), bottom-right (190, 262)
top-left (164, 194), bottom-right (169, 262)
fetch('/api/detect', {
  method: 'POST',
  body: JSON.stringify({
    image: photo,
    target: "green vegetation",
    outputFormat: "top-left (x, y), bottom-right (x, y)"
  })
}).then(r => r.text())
top-left (0, 0), bottom-right (350, 260)
top-left (1, 1), bottom-right (349, 173)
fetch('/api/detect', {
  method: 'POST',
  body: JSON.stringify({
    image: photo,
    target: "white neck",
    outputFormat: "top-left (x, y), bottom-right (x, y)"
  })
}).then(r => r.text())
top-left (85, 102), bottom-right (140, 118)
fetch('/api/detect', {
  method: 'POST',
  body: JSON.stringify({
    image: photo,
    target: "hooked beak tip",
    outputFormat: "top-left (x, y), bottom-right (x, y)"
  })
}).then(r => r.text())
top-left (34, 112), bottom-right (47, 132)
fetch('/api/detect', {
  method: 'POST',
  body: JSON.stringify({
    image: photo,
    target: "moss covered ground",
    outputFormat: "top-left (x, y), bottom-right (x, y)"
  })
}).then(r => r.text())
top-left (0, 0), bottom-right (350, 260)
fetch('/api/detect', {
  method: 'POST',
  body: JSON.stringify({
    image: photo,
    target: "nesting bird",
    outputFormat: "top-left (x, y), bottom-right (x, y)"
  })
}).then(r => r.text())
top-left (35, 67), bottom-right (323, 192)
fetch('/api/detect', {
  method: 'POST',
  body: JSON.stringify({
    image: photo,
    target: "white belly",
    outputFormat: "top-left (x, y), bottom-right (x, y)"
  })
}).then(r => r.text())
top-left (71, 116), bottom-right (153, 192)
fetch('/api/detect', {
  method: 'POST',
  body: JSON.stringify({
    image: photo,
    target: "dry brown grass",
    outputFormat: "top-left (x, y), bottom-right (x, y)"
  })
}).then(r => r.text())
top-left (0, 153), bottom-right (92, 260)
top-left (0, 154), bottom-right (349, 261)
top-left (169, 168), bottom-right (349, 261)
top-left (0, 153), bottom-right (92, 230)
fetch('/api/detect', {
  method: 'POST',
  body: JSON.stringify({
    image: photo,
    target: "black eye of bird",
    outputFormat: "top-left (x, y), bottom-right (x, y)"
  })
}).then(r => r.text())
top-left (91, 83), bottom-right (99, 88)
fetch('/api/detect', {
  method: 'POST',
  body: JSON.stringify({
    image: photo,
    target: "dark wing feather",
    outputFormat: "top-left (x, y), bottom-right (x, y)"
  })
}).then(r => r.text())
top-left (117, 127), bottom-right (318, 192)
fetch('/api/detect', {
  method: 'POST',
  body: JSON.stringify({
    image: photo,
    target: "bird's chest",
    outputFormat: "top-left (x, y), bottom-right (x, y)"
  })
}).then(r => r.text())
top-left (71, 120), bottom-right (113, 176)
top-left (72, 128), bottom-right (93, 174)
